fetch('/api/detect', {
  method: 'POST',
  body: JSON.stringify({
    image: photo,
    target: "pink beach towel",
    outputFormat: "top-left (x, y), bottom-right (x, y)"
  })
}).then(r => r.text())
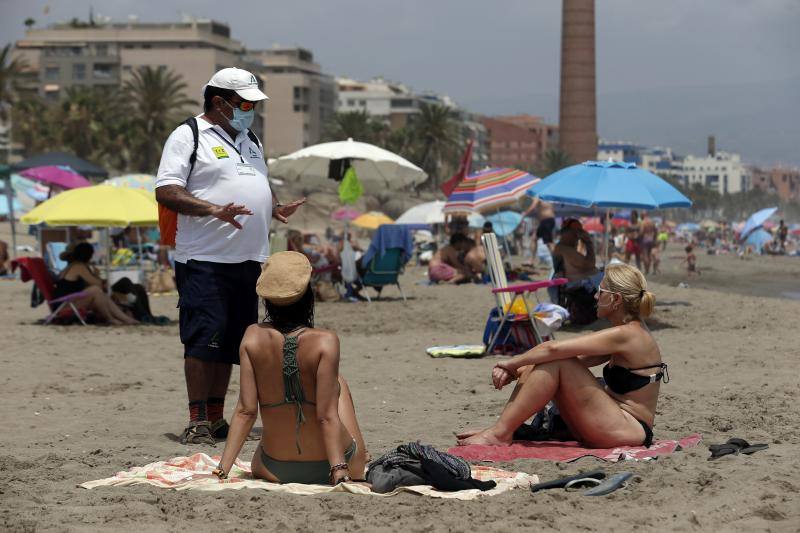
top-left (448, 434), bottom-right (702, 463)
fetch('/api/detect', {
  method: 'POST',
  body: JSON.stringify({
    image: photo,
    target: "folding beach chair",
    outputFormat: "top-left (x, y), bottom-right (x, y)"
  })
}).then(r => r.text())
top-left (360, 247), bottom-right (407, 302)
top-left (481, 233), bottom-right (567, 354)
top-left (11, 256), bottom-right (90, 325)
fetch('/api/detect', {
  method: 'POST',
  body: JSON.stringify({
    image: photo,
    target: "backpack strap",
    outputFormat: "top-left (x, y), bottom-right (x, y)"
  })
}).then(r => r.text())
top-left (246, 128), bottom-right (262, 152)
top-left (182, 117), bottom-right (199, 177)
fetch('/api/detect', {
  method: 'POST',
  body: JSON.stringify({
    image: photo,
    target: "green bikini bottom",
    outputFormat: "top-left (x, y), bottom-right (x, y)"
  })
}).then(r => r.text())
top-left (260, 439), bottom-right (357, 485)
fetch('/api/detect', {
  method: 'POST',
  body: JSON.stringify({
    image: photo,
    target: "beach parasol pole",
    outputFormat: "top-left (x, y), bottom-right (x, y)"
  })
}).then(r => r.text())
top-left (4, 173), bottom-right (17, 259)
top-left (604, 208), bottom-right (610, 266)
top-left (104, 228), bottom-right (112, 295)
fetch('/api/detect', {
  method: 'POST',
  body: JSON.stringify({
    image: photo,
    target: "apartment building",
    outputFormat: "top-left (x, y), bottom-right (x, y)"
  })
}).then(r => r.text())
top-left (599, 138), bottom-right (749, 195)
top-left (247, 47), bottom-right (336, 156)
top-left (751, 166), bottom-right (800, 203)
top-left (336, 77), bottom-right (421, 129)
top-left (481, 115), bottom-right (558, 170)
top-left (14, 19), bottom-right (248, 106)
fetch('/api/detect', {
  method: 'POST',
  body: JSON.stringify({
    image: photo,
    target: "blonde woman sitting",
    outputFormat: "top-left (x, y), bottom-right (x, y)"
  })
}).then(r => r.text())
top-left (457, 263), bottom-right (667, 448)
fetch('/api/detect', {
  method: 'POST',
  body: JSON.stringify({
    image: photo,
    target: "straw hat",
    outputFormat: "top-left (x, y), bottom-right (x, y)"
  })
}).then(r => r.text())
top-left (256, 251), bottom-right (312, 305)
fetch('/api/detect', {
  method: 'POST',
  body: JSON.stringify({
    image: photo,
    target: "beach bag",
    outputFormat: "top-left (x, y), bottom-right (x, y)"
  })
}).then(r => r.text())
top-left (315, 280), bottom-right (340, 302)
top-left (159, 118), bottom-right (262, 246)
top-left (482, 307), bottom-right (537, 355)
top-left (147, 267), bottom-right (176, 294)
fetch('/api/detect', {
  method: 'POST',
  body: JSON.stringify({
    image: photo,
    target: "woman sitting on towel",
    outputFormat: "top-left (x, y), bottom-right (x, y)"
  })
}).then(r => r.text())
top-left (212, 252), bottom-right (368, 485)
top-left (457, 263), bottom-right (667, 448)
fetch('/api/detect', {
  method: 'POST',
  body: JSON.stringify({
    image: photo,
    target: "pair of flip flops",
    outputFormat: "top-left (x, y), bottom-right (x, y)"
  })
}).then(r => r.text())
top-left (708, 438), bottom-right (768, 461)
top-left (531, 469), bottom-right (634, 496)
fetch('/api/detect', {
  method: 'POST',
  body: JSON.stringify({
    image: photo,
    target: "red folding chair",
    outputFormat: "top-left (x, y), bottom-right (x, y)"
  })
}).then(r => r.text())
top-left (11, 257), bottom-right (90, 325)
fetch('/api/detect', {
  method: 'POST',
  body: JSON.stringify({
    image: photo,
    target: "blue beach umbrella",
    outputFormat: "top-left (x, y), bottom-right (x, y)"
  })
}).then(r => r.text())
top-left (486, 211), bottom-right (523, 237)
top-left (744, 228), bottom-right (773, 254)
top-left (526, 160), bottom-right (692, 210)
top-left (740, 206), bottom-right (778, 241)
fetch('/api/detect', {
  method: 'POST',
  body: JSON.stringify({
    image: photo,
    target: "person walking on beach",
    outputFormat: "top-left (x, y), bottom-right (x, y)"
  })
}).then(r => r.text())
top-left (156, 67), bottom-right (304, 445)
top-left (640, 212), bottom-right (657, 275)
top-left (777, 220), bottom-right (788, 254)
top-left (525, 197), bottom-right (556, 260)
top-left (624, 210), bottom-right (642, 269)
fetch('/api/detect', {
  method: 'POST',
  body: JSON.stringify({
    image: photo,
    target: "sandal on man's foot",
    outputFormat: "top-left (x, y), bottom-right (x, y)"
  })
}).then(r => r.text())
top-left (210, 419), bottom-right (229, 440)
top-left (179, 421), bottom-right (216, 445)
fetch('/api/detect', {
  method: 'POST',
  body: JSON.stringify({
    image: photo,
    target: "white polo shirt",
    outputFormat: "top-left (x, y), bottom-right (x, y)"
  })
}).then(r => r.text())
top-left (156, 115), bottom-right (272, 264)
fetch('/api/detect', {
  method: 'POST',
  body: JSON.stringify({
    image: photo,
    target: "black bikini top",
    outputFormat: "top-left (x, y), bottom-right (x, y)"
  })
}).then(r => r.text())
top-left (603, 362), bottom-right (669, 395)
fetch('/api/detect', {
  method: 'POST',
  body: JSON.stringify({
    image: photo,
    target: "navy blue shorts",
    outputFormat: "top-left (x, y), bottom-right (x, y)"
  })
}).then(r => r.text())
top-left (175, 260), bottom-right (261, 365)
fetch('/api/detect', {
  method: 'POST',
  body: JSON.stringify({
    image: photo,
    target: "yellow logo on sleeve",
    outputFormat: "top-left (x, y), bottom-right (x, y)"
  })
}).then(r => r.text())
top-left (212, 146), bottom-right (229, 159)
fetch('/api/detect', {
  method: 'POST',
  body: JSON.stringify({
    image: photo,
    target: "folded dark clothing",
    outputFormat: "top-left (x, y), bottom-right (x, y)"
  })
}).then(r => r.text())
top-left (370, 442), bottom-right (471, 480)
top-left (420, 458), bottom-right (496, 492)
top-left (366, 461), bottom-right (426, 494)
top-left (367, 442), bottom-right (493, 493)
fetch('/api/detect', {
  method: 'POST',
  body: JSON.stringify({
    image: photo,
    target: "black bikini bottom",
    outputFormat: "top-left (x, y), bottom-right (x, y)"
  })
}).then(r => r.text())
top-left (638, 419), bottom-right (654, 448)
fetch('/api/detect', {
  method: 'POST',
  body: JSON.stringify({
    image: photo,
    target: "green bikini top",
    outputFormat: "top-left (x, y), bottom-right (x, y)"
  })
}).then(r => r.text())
top-left (261, 329), bottom-right (315, 454)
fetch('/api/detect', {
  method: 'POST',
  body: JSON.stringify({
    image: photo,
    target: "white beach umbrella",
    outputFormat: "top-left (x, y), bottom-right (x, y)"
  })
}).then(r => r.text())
top-left (395, 201), bottom-right (447, 225)
top-left (270, 138), bottom-right (427, 193)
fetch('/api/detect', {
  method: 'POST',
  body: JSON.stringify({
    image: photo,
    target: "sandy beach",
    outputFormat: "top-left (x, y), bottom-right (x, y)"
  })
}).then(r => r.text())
top-left (1, 230), bottom-right (799, 531)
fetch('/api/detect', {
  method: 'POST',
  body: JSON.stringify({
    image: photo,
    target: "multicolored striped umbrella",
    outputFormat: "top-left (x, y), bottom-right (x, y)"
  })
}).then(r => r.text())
top-left (443, 167), bottom-right (540, 214)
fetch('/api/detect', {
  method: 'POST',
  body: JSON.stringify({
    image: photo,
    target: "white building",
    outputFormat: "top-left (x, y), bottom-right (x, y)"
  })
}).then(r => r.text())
top-left (336, 76), bottom-right (421, 129)
top-left (680, 151), bottom-right (749, 194)
top-left (598, 139), bottom-right (749, 195)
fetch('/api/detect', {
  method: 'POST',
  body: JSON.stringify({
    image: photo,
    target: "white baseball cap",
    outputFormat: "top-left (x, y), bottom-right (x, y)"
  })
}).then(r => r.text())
top-left (203, 67), bottom-right (269, 101)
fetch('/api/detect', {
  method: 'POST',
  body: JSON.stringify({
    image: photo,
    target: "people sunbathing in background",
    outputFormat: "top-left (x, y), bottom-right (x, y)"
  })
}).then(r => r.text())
top-left (428, 234), bottom-right (479, 284)
top-left (54, 242), bottom-right (138, 326)
top-left (213, 252), bottom-right (368, 485)
top-left (457, 263), bottom-right (667, 449)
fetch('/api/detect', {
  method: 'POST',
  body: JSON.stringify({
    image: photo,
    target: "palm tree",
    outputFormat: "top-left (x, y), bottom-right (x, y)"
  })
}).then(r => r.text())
top-left (412, 103), bottom-right (461, 188)
top-left (55, 85), bottom-right (131, 169)
top-left (539, 149), bottom-right (572, 177)
top-left (124, 66), bottom-right (195, 172)
top-left (10, 96), bottom-right (54, 156)
top-left (322, 110), bottom-right (386, 144)
top-left (0, 44), bottom-right (28, 122)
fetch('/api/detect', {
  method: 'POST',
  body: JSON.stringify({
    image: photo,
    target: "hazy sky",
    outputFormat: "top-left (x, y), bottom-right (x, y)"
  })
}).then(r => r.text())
top-left (2, 0), bottom-right (799, 164)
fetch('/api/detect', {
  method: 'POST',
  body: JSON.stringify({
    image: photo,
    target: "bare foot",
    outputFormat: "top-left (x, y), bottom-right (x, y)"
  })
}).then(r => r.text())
top-left (455, 428), bottom-right (485, 440)
top-left (457, 428), bottom-right (511, 447)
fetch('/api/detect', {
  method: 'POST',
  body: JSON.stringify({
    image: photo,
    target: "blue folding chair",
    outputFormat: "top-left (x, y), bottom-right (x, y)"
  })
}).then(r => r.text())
top-left (360, 247), bottom-right (407, 302)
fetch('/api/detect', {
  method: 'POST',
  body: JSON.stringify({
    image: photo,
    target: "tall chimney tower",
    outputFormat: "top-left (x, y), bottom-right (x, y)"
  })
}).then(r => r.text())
top-left (707, 135), bottom-right (716, 157)
top-left (558, 0), bottom-right (597, 164)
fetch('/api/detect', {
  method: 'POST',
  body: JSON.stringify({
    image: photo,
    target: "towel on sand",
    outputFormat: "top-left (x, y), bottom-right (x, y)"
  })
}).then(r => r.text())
top-left (448, 434), bottom-right (702, 463)
top-left (80, 453), bottom-right (537, 500)
top-left (426, 345), bottom-right (486, 358)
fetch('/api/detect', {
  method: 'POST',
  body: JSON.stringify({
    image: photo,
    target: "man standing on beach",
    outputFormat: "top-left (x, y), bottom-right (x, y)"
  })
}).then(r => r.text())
top-left (524, 197), bottom-right (556, 260)
top-left (155, 68), bottom-right (304, 445)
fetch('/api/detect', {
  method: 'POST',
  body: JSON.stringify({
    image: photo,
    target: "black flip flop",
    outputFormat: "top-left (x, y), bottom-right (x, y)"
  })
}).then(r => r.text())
top-left (708, 438), bottom-right (768, 460)
top-left (583, 472), bottom-right (634, 496)
top-left (531, 469), bottom-right (606, 493)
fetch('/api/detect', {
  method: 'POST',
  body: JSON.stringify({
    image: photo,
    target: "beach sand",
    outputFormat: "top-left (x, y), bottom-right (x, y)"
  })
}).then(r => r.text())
top-left (1, 239), bottom-right (799, 531)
